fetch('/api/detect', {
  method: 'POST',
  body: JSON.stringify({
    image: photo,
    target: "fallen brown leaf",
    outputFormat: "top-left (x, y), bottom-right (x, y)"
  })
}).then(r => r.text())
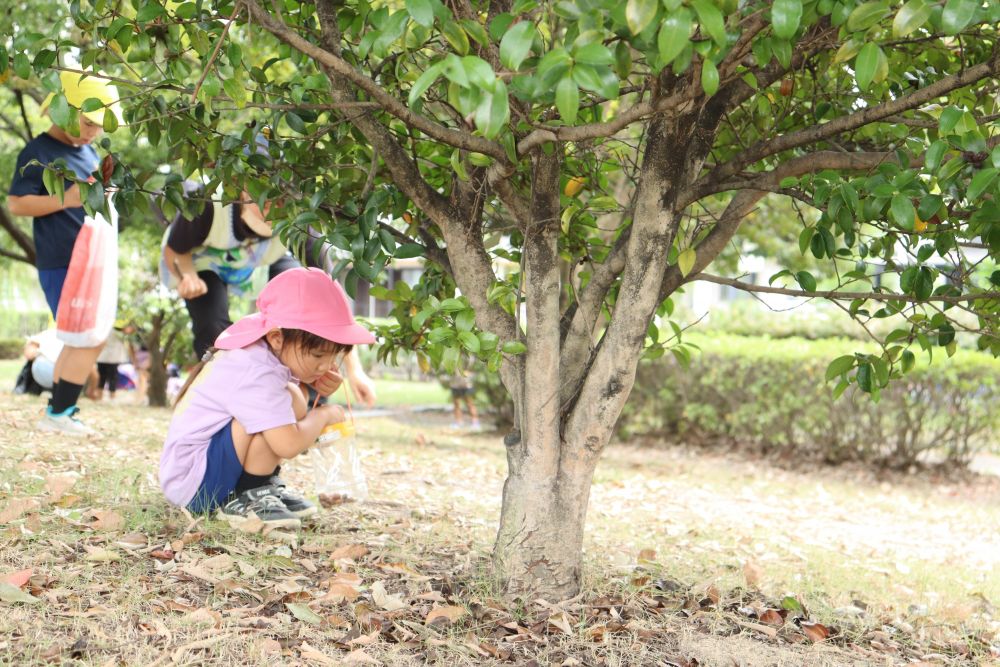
top-left (743, 560), bottom-right (763, 588)
top-left (801, 620), bottom-right (830, 643)
top-left (330, 544), bottom-right (369, 561)
top-left (426, 605), bottom-right (466, 625)
top-left (0, 569), bottom-right (32, 588)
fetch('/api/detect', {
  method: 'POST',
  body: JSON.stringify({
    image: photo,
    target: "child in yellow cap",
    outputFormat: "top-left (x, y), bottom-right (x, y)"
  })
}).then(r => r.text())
top-left (7, 71), bottom-right (123, 437)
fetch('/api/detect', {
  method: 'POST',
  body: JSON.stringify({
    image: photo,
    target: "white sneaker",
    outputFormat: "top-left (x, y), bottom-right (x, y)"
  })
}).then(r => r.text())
top-left (36, 406), bottom-right (96, 437)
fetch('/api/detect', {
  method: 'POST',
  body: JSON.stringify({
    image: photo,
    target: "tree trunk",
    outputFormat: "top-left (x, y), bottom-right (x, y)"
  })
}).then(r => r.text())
top-left (146, 312), bottom-right (168, 408)
top-left (493, 431), bottom-right (599, 599)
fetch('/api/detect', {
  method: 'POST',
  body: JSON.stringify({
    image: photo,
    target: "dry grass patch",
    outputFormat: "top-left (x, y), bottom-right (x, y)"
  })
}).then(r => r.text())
top-left (1, 393), bottom-right (998, 665)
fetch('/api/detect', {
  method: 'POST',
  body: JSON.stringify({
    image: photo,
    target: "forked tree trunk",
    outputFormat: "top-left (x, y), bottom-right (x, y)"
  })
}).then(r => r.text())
top-left (493, 432), bottom-right (600, 599)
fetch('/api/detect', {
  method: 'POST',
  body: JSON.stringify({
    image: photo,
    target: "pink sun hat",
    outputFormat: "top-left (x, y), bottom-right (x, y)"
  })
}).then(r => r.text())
top-left (214, 268), bottom-right (375, 350)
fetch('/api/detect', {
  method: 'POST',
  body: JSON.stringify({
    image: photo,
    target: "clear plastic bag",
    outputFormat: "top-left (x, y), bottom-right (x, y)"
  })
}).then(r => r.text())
top-left (312, 422), bottom-right (368, 503)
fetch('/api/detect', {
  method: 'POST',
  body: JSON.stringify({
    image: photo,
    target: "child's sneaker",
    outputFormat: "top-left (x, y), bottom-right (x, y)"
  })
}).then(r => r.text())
top-left (267, 475), bottom-right (318, 518)
top-left (36, 406), bottom-right (96, 437)
top-left (217, 486), bottom-right (301, 529)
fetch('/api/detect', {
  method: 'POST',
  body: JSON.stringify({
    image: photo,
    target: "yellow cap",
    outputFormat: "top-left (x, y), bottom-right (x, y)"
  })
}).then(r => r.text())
top-left (41, 71), bottom-right (123, 128)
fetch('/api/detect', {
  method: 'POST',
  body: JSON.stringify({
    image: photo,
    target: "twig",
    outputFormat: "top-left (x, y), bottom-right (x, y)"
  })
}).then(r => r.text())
top-left (191, 1), bottom-right (243, 102)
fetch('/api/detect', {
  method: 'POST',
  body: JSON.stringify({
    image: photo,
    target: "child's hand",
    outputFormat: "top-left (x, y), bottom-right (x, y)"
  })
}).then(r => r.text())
top-left (320, 403), bottom-right (346, 426)
top-left (62, 184), bottom-right (83, 209)
top-left (177, 273), bottom-right (208, 299)
top-left (311, 368), bottom-right (344, 397)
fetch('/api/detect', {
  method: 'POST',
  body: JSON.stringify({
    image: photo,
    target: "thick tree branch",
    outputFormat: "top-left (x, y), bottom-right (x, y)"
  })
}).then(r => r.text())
top-left (660, 190), bottom-right (762, 300)
top-left (700, 51), bottom-right (1000, 186)
top-left (695, 273), bottom-right (1000, 304)
top-left (520, 149), bottom-right (562, 473)
top-left (244, 0), bottom-right (510, 163)
top-left (557, 230), bottom-right (629, 407)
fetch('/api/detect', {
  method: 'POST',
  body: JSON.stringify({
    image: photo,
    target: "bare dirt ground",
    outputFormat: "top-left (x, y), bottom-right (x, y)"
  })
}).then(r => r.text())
top-left (1, 393), bottom-right (998, 666)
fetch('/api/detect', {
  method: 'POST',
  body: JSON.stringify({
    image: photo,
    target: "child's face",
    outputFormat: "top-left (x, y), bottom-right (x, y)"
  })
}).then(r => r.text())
top-left (74, 115), bottom-right (104, 145)
top-left (271, 333), bottom-right (343, 385)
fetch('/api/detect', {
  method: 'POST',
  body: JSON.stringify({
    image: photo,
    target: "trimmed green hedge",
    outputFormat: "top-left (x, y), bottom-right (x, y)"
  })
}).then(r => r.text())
top-left (0, 338), bottom-right (24, 360)
top-left (622, 335), bottom-right (1000, 468)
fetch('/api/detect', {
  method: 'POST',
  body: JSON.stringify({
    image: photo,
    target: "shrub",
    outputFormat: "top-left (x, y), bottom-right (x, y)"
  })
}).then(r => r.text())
top-left (0, 338), bottom-right (24, 360)
top-left (621, 334), bottom-right (1000, 469)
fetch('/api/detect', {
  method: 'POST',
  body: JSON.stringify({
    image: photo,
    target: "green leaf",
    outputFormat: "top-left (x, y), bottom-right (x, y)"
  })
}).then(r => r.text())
top-left (574, 42), bottom-right (614, 66)
top-left (771, 0), bottom-right (802, 39)
top-left (555, 75), bottom-right (579, 123)
top-left (856, 363), bottom-right (873, 392)
top-left (102, 108), bottom-right (118, 133)
top-left (48, 93), bottom-right (70, 128)
top-left (408, 60), bottom-right (446, 109)
top-left (692, 0), bottom-right (727, 46)
top-left (455, 309), bottom-right (475, 332)
top-left (286, 603), bottom-right (323, 625)
top-left (915, 267), bottom-right (934, 300)
top-left (678, 248), bottom-right (696, 277)
top-left (854, 43), bottom-right (880, 90)
top-left (485, 80), bottom-right (509, 138)
top-left (442, 21), bottom-right (470, 55)
top-left (502, 340), bottom-right (527, 354)
top-left (499, 21), bottom-right (536, 70)
top-left (847, 1), bottom-right (889, 31)
top-left (395, 243), bottom-right (425, 259)
top-left (0, 582), bottom-right (40, 605)
top-left (657, 9), bottom-right (693, 65)
top-left (700, 58), bottom-right (719, 96)
top-left (136, 2), bottom-right (166, 22)
top-left (227, 42), bottom-right (243, 68)
top-left (626, 0), bottom-right (659, 34)
top-left (924, 140), bottom-right (947, 172)
top-left (825, 355), bottom-right (856, 381)
top-left (941, 0), bottom-right (978, 34)
top-left (892, 0), bottom-right (932, 37)
top-left (900, 349), bottom-right (916, 373)
top-left (13, 53), bottom-right (30, 79)
top-left (795, 270), bottom-right (817, 292)
top-left (966, 167), bottom-right (998, 201)
top-left (458, 331), bottom-right (481, 353)
top-left (406, 0), bottom-right (435, 27)
top-left (798, 227), bottom-right (814, 255)
top-left (939, 106), bottom-right (963, 133)
top-left (890, 194), bottom-right (915, 230)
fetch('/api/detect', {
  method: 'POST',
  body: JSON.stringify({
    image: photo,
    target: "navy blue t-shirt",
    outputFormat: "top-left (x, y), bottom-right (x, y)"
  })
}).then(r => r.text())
top-left (8, 133), bottom-right (99, 270)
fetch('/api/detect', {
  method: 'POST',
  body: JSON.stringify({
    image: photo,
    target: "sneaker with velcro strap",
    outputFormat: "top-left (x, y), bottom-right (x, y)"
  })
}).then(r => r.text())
top-left (268, 475), bottom-right (318, 518)
top-left (217, 485), bottom-right (300, 529)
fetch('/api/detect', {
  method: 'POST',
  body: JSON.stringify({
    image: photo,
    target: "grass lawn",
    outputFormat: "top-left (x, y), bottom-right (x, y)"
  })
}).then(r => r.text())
top-left (0, 359), bottom-right (21, 388)
top-left (1, 393), bottom-right (998, 665)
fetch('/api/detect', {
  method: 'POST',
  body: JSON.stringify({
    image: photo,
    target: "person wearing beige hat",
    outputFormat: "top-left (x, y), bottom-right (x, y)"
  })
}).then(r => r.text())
top-left (7, 70), bottom-right (123, 437)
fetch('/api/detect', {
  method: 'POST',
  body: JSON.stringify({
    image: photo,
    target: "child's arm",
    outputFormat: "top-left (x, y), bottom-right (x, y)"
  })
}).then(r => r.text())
top-left (8, 186), bottom-right (83, 217)
top-left (260, 404), bottom-right (344, 459)
top-left (288, 382), bottom-right (308, 420)
top-left (344, 349), bottom-right (377, 407)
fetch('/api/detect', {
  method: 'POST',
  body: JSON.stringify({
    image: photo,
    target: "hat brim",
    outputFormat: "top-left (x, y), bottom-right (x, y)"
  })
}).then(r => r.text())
top-left (214, 313), bottom-right (375, 350)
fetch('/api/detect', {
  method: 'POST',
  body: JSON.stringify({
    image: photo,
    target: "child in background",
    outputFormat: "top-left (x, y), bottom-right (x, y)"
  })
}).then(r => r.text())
top-left (159, 268), bottom-right (375, 529)
top-left (7, 71), bottom-right (122, 436)
top-left (95, 326), bottom-right (132, 400)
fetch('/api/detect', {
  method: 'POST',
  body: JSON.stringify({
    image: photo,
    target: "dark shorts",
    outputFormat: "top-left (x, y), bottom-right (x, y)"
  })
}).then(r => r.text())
top-left (451, 386), bottom-right (474, 399)
top-left (38, 268), bottom-right (68, 318)
top-left (186, 421), bottom-right (243, 514)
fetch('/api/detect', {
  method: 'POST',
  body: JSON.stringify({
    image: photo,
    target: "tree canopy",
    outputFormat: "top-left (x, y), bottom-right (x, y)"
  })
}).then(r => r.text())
top-left (3, 0), bottom-right (998, 595)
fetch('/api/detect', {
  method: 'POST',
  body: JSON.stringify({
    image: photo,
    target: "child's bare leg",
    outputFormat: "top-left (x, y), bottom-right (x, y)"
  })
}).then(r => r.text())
top-left (452, 398), bottom-right (463, 424)
top-left (465, 397), bottom-right (478, 421)
top-left (230, 419), bottom-right (281, 475)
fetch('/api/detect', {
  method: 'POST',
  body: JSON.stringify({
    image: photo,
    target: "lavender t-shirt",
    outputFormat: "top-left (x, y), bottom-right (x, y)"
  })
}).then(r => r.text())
top-left (159, 341), bottom-right (296, 507)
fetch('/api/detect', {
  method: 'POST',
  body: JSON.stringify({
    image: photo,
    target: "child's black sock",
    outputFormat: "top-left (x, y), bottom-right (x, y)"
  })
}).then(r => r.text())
top-left (51, 381), bottom-right (84, 414)
top-left (234, 470), bottom-right (272, 495)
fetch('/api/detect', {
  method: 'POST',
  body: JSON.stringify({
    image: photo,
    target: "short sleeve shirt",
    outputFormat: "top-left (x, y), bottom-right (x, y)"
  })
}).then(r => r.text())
top-left (159, 341), bottom-right (297, 507)
top-left (8, 133), bottom-right (99, 270)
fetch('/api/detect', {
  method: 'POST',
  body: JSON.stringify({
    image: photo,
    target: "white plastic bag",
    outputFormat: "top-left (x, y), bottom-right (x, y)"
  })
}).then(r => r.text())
top-left (56, 205), bottom-right (118, 348)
